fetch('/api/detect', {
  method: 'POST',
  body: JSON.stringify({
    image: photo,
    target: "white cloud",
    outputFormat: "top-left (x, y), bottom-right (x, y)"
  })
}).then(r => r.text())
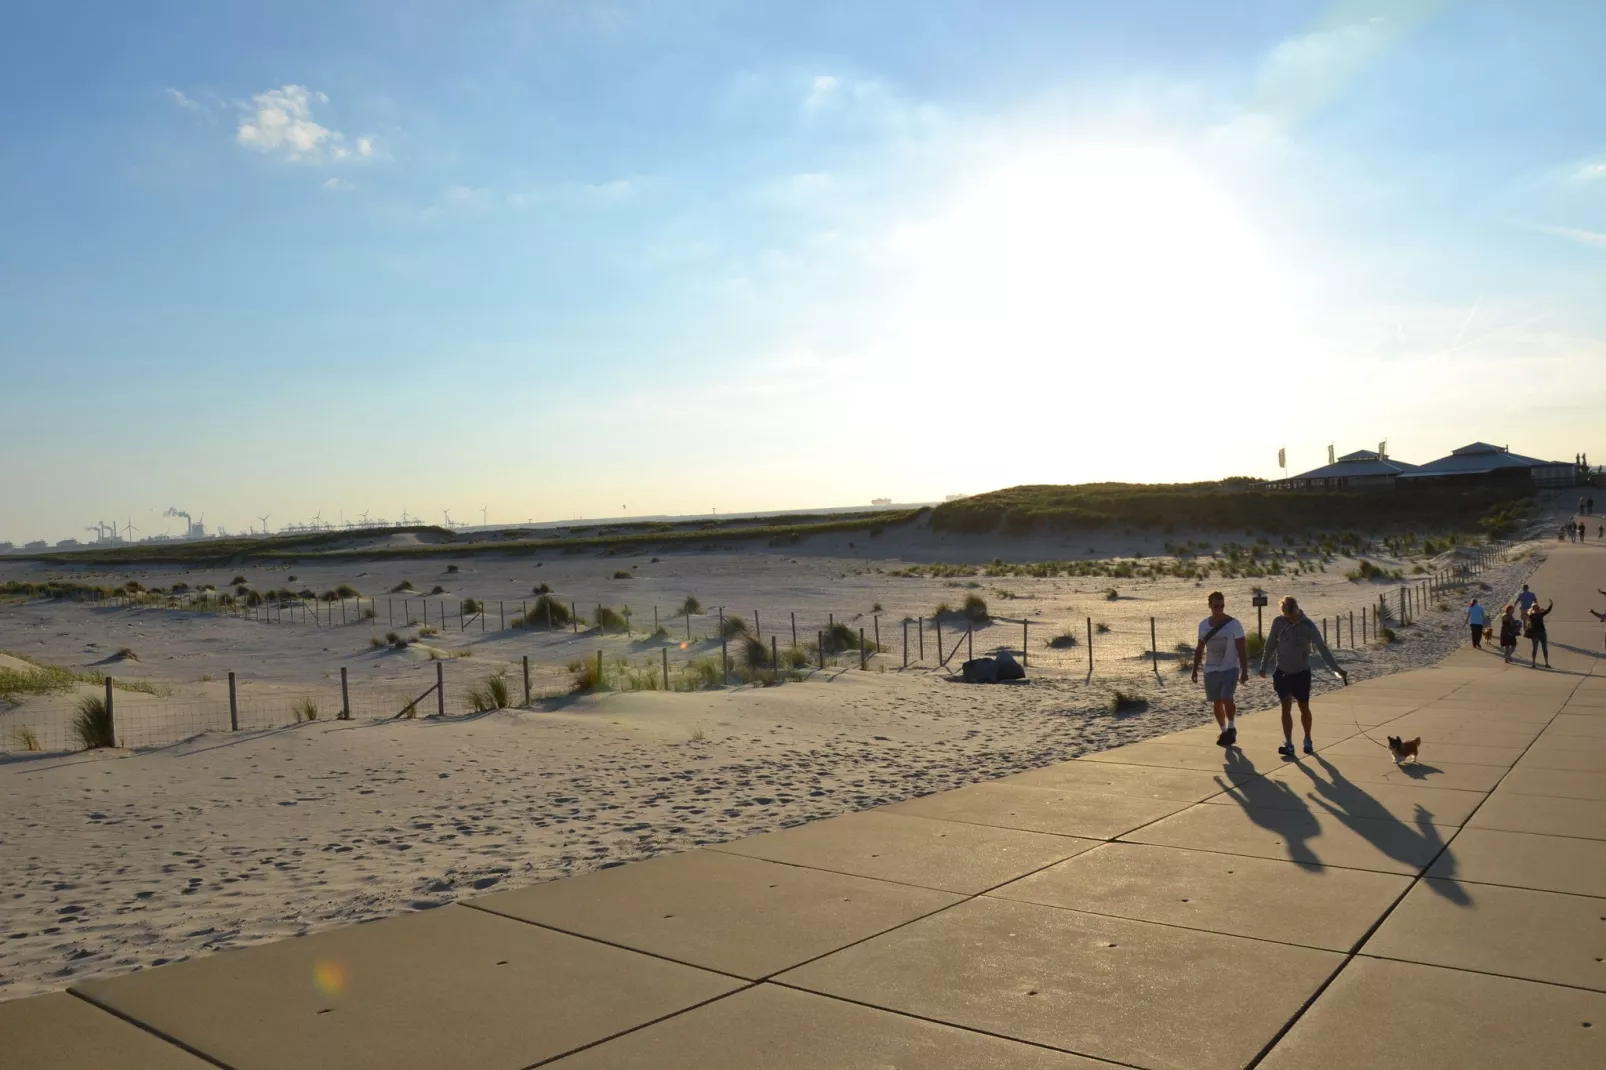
top-left (322, 177), bottom-right (354, 192)
top-left (1528, 222), bottom-right (1606, 249)
top-left (166, 88), bottom-right (203, 113)
top-left (1570, 160), bottom-right (1606, 183)
top-left (235, 85), bottom-right (377, 164)
top-left (583, 178), bottom-right (635, 201)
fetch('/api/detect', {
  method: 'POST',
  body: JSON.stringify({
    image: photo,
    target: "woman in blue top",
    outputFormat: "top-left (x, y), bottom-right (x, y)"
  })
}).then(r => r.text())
top-left (1465, 598), bottom-right (1486, 649)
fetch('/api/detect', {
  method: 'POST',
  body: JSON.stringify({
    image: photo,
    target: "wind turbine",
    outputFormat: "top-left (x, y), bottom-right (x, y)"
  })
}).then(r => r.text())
top-left (480, 505), bottom-right (488, 527)
top-left (123, 518), bottom-right (139, 541)
top-left (258, 514), bottom-right (271, 535)
top-left (311, 511), bottom-right (323, 531)
top-left (442, 508), bottom-right (455, 528)
top-left (360, 510), bottom-right (370, 527)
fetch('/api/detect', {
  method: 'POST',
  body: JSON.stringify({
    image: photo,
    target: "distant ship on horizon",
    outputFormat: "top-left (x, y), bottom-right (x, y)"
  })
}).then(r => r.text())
top-left (871, 497), bottom-right (892, 507)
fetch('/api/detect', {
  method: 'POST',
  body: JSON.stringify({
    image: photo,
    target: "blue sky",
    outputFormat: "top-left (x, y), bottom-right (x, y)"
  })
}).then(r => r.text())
top-left (2, 0), bottom-right (1603, 542)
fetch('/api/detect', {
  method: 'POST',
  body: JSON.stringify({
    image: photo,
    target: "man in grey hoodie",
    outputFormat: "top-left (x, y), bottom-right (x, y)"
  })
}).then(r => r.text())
top-left (1259, 595), bottom-right (1347, 758)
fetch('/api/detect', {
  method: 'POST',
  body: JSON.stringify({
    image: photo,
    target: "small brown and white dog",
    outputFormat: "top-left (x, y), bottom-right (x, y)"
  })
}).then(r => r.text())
top-left (1387, 736), bottom-right (1422, 765)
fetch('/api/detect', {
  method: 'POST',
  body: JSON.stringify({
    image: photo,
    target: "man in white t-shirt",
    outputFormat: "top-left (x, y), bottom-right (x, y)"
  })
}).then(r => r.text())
top-left (1192, 590), bottom-right (1249, 748)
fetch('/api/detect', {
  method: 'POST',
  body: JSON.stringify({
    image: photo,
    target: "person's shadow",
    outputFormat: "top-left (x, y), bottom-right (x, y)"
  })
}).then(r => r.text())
top-left (1213, 749), bottom-right (1321, 868)
top-left (1292, 755), bottom-right (1471, 905)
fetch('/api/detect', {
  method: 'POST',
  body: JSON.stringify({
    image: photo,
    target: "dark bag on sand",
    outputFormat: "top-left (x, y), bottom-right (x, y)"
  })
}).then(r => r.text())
top-left (961, 658), bottom-right (999, 683)
top-left (994, 651), bottom-right (1025, 680)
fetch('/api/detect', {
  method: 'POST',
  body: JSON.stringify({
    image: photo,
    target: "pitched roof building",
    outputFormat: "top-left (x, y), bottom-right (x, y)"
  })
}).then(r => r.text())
top-left (1399, 442), bottom-right (1576, 487)
top-left (1279, 449), bottom-right (1418, 490)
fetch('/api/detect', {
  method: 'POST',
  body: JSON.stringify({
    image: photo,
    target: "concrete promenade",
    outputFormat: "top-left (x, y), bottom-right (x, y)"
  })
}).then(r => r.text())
top-left (5, 546), bottom-right (1604, 1069)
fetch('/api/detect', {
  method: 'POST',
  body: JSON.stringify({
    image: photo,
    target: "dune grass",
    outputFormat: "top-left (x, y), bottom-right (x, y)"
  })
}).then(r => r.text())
top-left (1108, 690), bottom-right (1148, 714)
top-left (468, 674), bottom-right (512, 711)
top-left (293, 697), bottom-right (319, 722)
top-left (71, 695), bottom-right (116, 749)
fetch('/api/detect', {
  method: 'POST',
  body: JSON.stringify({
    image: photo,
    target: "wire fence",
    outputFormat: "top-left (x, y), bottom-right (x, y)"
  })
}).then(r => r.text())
top-left (1, 544), bottom-right (1517, 756)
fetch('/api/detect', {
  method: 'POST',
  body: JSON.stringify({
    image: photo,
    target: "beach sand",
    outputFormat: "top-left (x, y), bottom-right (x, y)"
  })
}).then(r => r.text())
top-left (0, 523), bottom-right (1549, 1000)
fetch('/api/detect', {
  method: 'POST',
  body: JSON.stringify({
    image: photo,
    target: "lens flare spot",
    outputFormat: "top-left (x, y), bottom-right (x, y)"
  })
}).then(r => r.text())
top-left (679, 642), bottom-right (688, 650)
top-left (313, 959), bottom-right (347, 998)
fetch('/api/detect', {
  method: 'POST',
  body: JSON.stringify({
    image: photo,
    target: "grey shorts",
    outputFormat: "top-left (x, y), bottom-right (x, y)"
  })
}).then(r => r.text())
top-left (1203, 670), bottom-right (1240, 702)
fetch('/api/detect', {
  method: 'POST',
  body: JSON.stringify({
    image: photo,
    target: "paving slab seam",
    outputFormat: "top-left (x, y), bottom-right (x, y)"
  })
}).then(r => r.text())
top-left (760, 979), bottom-right (1150, 1070)
top-left (454, 901), bottom-right (761, 982)
top-left (1241, 659), bottom-right (1595, 1069)
top-left (973, 890), bottom-right (1396, 957)
top-left (1353, 951), bottom-right (1606, 995)
top-left (516, 983), bottom-right (767, 1070)
top-left (66, 989), bottom-right (239, 1070)
top-left (701, 829), bottom-right (1101, 896)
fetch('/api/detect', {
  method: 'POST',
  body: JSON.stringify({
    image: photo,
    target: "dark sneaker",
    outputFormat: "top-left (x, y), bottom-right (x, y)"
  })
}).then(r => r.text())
top-left (1225, 726), bottom-right (1238, 748)
top-left (1215, 730), bottom-right (1230, 748)
top-left (1277, 743), bottom-right (1296, 759)
top-left (1303, 738), bottom-right (1315, 755)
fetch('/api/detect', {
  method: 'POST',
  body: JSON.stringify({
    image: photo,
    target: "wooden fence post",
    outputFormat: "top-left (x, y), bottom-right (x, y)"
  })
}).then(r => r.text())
top-left (721, 638), bottom-right (728, 684)
top-left (572, 602), bottom-right (578, 634)
top-left (523, 655), bottom-right (531, 705)
top-left (791, 611), bottom-right (797, 648)
top-left (228, 671), bottom-right (238, 731)
top-left (818, 630), bottom-right (825, 669)
top-left (340, 666), bottom-right (350, 720)
top-left (1086, 616), bottom-right (1093, 675)
top-left (771, 635), bottom-right (778, 676)
top-left (1150, 617), bottom-right (1158, 673)
top-left (436, 661), bottom-right (445, 717)
top-left (105, 677), bottom-right (115, 744)
top-left (1023, 619), bottom-right (1029, 668)
top-left (754, 610), bottom-right (760, 639)
top-left (918, 617), bottom-right (924, 660)
top-left (661, 647), bottom-right (669, 689)
top-left (873, 615), bottom-right (880, 650)
top-left (860, 629), bottom-right (867, 670)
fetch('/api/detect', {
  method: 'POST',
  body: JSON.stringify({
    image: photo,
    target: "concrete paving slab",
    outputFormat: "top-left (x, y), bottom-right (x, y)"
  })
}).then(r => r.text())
top-left (0, 992), bottom-right (215, 1070)
top-left (469, 848), bottom-right (962, 980)
top-left (1080, 740), bottom-right (1277, 775)
top-left (1469, 792), bottom-right (1606, 840)
top-left (1256, 956), bottom-right (1606, 1069)
top-left (1499, 767), bottom-right (1606, 800)
top-left (70, 904), bottom-right (742, 1070)
top-left (776, 895), bottom-right (1342, 1070)
top-left (1121, 798), bottom-right (1455, 874)
top-left (997, 758), bottom-right (1254, 800)
top-left (1200, 769), bottom-right (1486, 826)
top-left (883, 781), bottom-right (1192, 840)
top-left (1312, 738), bottom-right (1521, 766)
top-left (1515, 748), bottom-right (1606, 773)
top-left (708, 810), bottom-right (1097, 894)
top-left (990, 841), bottom-right (1410, 952)
top-left (1431, 827), bottom-right (1606, 898)
top-left (1362, 879), bottom-right (1606, 991)
top-left (545, 983), bottom-right (1110, 1069)
top-left (1267, 756), bottom-right (1508, 793)
top-left (1546, 715), bottom-right (1606, 738)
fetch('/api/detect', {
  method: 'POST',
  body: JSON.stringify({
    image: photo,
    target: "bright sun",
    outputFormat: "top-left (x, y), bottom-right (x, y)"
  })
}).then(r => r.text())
top-left (886, 144), bottom-right (1298, 386)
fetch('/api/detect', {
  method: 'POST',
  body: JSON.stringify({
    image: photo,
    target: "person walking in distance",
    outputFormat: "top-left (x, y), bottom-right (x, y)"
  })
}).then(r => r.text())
top-left (1260, 595), bottom-right (1346, 758)
top-left (1191, 591), bottom-right (1249, 749)
top-left (1498, 604), bottom-right (1521, 664)
top-left (1465, 598), bottom-right (1486, 649)
top-left (1525, 599), bottom-right (1554, 668)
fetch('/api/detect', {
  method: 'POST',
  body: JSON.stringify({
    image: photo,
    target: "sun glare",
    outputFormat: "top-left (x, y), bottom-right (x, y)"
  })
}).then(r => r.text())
top-left (887, 145), bottom-right (1297, 384)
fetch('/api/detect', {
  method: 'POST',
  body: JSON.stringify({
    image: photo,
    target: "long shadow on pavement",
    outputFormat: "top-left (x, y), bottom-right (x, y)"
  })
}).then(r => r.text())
top-left (1212, 748), bottom-right (1320, 867)
top-left (1291, 754), bottom-right (1471, 905)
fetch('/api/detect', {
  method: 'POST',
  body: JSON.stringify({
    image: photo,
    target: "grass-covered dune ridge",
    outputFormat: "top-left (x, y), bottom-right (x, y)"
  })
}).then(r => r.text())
top-left (20, 510), bottom-right (925, 565)
top-left (930, 480), bottom-right (1533, 537)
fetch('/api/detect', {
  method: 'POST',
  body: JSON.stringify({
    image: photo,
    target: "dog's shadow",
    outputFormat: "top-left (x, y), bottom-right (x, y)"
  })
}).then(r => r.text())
top-left (1392, 761), bottom-right (1444, 780)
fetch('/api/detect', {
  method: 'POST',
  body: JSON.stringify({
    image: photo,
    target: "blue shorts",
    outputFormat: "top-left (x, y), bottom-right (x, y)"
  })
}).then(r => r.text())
top-left (1272, 668), bottom-right (1312, 704)
top-left (1203, 670), bottom-right (1239, 702)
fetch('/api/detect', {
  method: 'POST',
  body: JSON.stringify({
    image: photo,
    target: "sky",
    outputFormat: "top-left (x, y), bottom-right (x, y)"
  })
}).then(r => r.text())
top-left (2, 0), bottom-right (1604, 543)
